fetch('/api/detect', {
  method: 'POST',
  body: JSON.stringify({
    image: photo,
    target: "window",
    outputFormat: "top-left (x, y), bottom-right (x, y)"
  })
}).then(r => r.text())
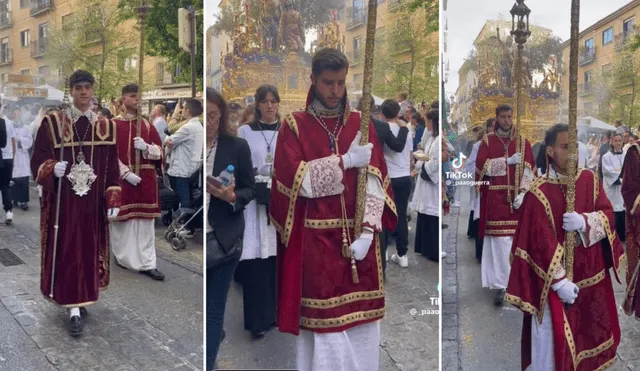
top-left (584, 38), bottom-right (594, 49)
top-left (603, 27), bottom-right (613, 45)
top-left (20, 68), bottom-right (30, 75)
top-left (39, 23), bottom-right (49, 40)
top-left (0, 73), bottom-right (6, 86)
top-left (353, 36), bottom-right (362, 61)
top-left (0, 37), bottom-right (8, 62)
top-left (155, 63), bottom-right (165, 83)
top-left (624, 17), bottom-right (635, 35)
top-left (584, 70), bottom-right (592, 84)
top-left (39, 65), bottom-right (49, 77)
top-left (20, 29), bottom-right (29, 48)
top-left (19, 0), bottom-right (28, 9)
top-left (61, 13), bottom-right (74, 32)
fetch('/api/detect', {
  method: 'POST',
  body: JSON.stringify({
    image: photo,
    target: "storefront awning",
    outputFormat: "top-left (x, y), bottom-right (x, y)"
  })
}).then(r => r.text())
top-left (142, 87), bottom-right (203, 101)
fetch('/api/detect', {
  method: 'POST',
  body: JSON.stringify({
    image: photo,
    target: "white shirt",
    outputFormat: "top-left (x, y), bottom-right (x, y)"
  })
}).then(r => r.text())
top-left (2, 117), bottom-right (15, 160)
top-left (578, 141), bottom-right (588, 169)
top-left (383, 121), bottom-right (413, 178)
top-left (153, 116), bottom-right (168, 143)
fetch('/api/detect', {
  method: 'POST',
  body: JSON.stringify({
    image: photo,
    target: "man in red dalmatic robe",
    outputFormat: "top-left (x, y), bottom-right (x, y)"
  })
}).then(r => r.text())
top-left (475, 104), bottom-right (535, 305)
top-left (622, 139), bottom-right (640, 318)
top-left (31, 70), bottom-right (121, 337)
top-left (506, 124), bottom-right (624, 371)
top-left (269, 48), bottom-right (397, 371)
top-left (110, 84), bottom-right (164, 281)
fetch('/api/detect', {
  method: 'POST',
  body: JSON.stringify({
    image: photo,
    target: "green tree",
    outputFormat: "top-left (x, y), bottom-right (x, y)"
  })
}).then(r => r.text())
top-left (119, 0), bottom-right (203, 89)
top-left (371, 2), bottom-right (438, 102)
top-left (594, 47), bottom-right (640, 125)
top-left (46, 0), bottom-right (136, 102)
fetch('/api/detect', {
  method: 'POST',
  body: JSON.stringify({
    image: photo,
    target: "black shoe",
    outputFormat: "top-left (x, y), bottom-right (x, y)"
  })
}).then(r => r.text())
top-left (20, 203), bottom-right (28, 211)
top-left (114, 260), bottom-right (127, 269)
top-left (251, 331), bottom-right (265, 340)
top-left (494, 289), bottom-right (506, 306)
top-left (69, 315), bottom-right (83, 337)
top-left (141, 269), bottom-right (165, 281)
top-left (79, 307), bottom-right (87, 317)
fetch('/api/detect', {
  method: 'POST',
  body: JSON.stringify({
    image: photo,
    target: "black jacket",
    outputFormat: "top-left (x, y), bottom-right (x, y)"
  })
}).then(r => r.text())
top-left (208, 134), bottom-right (256, 249)
top-left (371, 117), bottom-right (409, 153)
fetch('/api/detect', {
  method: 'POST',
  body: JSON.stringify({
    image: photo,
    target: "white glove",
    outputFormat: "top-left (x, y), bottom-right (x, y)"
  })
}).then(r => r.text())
top-left (512, 192), bottom-right (525, 210)
top-left (349, 232), bottom-right (374, 261)
top-left (124, 172), bottom-right (142, 186)
top-left (507, 153), bottom-right (522, 165)
top-left (107, 208), bottom-right (119, 220)
top-left (257, 163), bottom-right (272, 177)
top-left (54, 161), bottom-right (68, 178)
top-left (563, 212), bottom-right (585, 232)
top-left (133, 137), bottom-right (148, 151)
top-left (553, 279), bottom-right (579, 305)
top-left (342, 132), bottom-right (373, 169)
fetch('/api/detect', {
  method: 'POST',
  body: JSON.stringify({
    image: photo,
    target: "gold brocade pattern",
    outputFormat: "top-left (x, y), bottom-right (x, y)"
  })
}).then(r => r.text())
top-left (282, 161), bottom-right (308, 246)
top-left (285, 112), bottom-right (299, 138)
top-left (632, 194), bottom-right (640, 215)
top-left (304, 218), bottom-right (355, 229)
top-left (486, 220), bottom-right (518, 226)
top-left (575, 270), bottom-right (605, 289)
top-left (276, 181), bottom-right (293, 198)
top-left (301, 290), bottom-right (384, 309)
top-left (488, 185), bottom-right (515, 190)
top-left (485, 229), bottom-right (516, 235)
top-left (513, 248), bottom-right (548, 281)
top-left (105, 186), bottom-right (121, 209)
top-left (504, 292), bottom-right (540, 317)
top-left (562, 308), bottom-right (616, 368)
top-left (300, 308), bottom-right (385, 329)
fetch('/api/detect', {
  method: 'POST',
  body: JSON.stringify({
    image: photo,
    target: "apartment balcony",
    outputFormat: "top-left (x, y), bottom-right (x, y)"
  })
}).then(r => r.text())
top-left (346, 7), bottom-right (366, 31)
top-left (0, 49), bottom-right (11, 66)
top-left (578, 47), bottom-right (596, 66)
top-left (30, 0), bottom-right (53, 16)
top-left (347, 49), bottom-right (363, 66)
top-left (30, 39), bottom-right (47, 58)
top-left (579, 82), bottom-right (591, 96)
top-left (615, 27), bottom-right (638, 51)
top-left (0, 11), bottom-right (12, 30)
top-left (156, 73), bottom-right (176, 86)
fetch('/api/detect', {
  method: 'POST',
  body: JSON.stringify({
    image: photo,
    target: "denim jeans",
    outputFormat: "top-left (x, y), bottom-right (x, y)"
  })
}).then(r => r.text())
top-left (206, 244), bottom-right (240, 370)
top-left (170, 176), bottom-right (191, 209)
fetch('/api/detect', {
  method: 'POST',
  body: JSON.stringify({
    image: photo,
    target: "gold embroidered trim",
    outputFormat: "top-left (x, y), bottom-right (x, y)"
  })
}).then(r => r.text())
top-left (301, 290), bottom-right (384, 309)
top-left (530, 182), bottom-right (556, 236)
top-left (300, 308), bottom-right (385, 328)
top-left (488, 185), bottom-right (515, 190)
top-left (276, 181), bottom-right (293, 198)
top-left (282, 161), bottom-right (308, 246)
top-left (118, 203), bottom-right (159, 210)
top-left (476, 160), bottom-right (490, 191)
top-left (513, 248), bottom-right (547, 281)
top-left (575, 270), bottom-right (605, 289)
top-left (632, 194), bottom-right (640, 215)
top-left (597, 210), bottom-right (626, 280)
top-left (96, 119), bottom-right (111, 140)
top-left (270, 216), bottom-right (283, 236)
top-left (115, 211), bottom-right (161, 221)
top-left (485, 229), bottom-right (516, 235)
top-left (486, 220), bottom-right (518, 226)
top-left (285, 112), bottom-right (299, 138)
top-left (504, 292), bottom-right (539, 318)
top-left (105, 186), bottom-right (121, 192)
top-left (595, 357), bottom-right (616, 371)
top-left (367, 165), bottom-right (382, 181)
top-left (562, 311), bottom-right (578, 364)
top-left (304, 218), bottom-right (355, 229)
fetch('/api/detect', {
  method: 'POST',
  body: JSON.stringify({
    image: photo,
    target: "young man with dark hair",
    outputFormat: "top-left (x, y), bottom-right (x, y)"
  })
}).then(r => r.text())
top-left (164, 97), bottom-right (204, 238)
top-left (507, 123), bottom-right (623, 371)
top-left (476, 104), bottom-right (535, 305)
top-left (31, 69), bottom-right (122, 336)
top-left (270, 47), bottom-right (397, 370)
top-left (379, 99), bottom-right (413, 269)
top-left (111, 83), bottom-right (165, 281)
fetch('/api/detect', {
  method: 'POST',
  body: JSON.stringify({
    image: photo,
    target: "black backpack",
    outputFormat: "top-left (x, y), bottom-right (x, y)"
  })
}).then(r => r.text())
top-left (0, 118), bottom-right (7, 149)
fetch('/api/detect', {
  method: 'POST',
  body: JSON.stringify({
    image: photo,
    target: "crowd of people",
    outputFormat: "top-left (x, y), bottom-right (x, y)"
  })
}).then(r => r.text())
top-left (206, 47), bottom-right (440, 371)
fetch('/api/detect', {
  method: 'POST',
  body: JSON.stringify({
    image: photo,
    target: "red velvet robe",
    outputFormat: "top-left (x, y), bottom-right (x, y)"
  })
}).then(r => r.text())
top-left (111, 116), bottom-right (163, 220)
top-left (475, 133), bottom-right (535, 238)
top-left (31, 112), bottom-right (121, 307)
top-left (621, 142), bottom-right (640, 317)
top-left (506, 169), bottom-right (624, 371)
top-left (269, 90), bottom-right (397, 335)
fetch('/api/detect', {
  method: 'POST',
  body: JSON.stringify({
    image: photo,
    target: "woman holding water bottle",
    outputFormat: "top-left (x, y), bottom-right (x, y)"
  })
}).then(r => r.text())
top-left (205, 88), bottom-right (256, 371)
top-left (235, 84), bottom-right (281, 340)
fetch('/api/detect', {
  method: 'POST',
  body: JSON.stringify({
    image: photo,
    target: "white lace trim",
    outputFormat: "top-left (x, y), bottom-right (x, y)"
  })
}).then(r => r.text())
top-left (144, 143), bottom-right (162, 160)
top-left (584, 212), bottom-right (606, 247)
top-left (363, 193), bottom-right (384, 230)
top-left (488, 157), bottom-right (507, 176)
top-left (308, 155), bottom-right (344, 198)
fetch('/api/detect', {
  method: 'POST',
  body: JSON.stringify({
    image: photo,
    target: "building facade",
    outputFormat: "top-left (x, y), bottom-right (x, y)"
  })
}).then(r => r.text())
top-left (560, 0), bottom-right (640, 118)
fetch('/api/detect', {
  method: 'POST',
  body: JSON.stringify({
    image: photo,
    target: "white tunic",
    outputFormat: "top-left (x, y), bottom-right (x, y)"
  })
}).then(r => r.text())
top-left (12, 126), bottom-right (32, 178)
top-left (237, 123), bottom-right (278, 260)
top-left (601, 151), bottom-right (625, 212)
top-left (110, 219), bottom-right (157, 270)
top-left (410, 134), bottom-right (440, 217)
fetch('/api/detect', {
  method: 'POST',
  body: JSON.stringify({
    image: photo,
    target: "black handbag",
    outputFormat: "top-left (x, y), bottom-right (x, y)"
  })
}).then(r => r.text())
top-left (420, 164), bottom-right (433, 182)
top-left (206, 232), bottom-right (242, 269)
top-left (255, 182), bottom-right (271, 206)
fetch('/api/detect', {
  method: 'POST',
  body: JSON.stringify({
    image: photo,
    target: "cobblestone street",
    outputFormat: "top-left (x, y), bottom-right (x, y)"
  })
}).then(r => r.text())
top-left (215, 213), bottom-right (440, 371)
top-left (444, 190), bottom-right (640, 371)
top-left (0, 187), bottom-right (203, 371)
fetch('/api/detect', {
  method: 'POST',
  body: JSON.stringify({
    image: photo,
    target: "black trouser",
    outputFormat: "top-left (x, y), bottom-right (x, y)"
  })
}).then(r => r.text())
top-left (390, 176), bottom-right (412, 257)
top-left (615, 211), bottom-right (626, 242)
top-left (0, 159), bottom-right (13, 212)
top-left (380, 230), bottom-right (388, 279)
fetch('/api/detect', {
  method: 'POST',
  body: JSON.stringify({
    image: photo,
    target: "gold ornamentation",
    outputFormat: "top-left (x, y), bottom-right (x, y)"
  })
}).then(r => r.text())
top-left (304, 218), bottom-right (354, 229)
top-left (282, 161), bottom-right (308, 246)
top-left (301, 290), bottom-right (384, 309)
top-left (300, 308), bottom-right (385, 329)
top-left (575, 270), bottom-right (605, 289)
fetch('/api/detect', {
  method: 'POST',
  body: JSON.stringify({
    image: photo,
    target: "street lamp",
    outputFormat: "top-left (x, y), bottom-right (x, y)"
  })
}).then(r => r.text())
top-left (509, 0), bottom-right (531, 206)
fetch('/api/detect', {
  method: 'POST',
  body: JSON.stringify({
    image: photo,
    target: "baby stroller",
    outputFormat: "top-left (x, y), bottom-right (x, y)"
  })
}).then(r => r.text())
top-left (159, 177), bottom-right (179, 226)
top-left (163, 171), bottom-right (204, 250)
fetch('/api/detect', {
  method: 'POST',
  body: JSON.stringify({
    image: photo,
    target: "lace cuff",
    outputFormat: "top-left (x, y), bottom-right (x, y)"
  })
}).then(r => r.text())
top-left (363, 174), bottom-right (385, 231)
top-left (579, 212), bottom-right (606, 247)
top-left (143, 144), bottom-right (162, 160)
top-left (520, 167), bottom-right (534, 192)
top-left (118, 160), bottom-right (131, 179)
top-left (487, 157), bottom-right (507, 176)
top-left (299, 155), bottom-right (344, 198)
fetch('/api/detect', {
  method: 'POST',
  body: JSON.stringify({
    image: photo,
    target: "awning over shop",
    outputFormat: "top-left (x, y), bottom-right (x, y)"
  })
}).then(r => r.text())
top-left (142, 87), bottom-right (203, 101)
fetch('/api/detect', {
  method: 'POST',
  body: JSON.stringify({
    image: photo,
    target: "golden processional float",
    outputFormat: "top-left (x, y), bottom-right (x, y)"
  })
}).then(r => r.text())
top-left (464, 19), bottom-right (561, 144)
top-left (220, 2), bottom-right (344, 114)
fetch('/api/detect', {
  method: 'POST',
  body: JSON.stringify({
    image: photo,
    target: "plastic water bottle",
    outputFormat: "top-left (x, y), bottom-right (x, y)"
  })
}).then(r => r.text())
top-left (219, 165), bottom-right (235, 187)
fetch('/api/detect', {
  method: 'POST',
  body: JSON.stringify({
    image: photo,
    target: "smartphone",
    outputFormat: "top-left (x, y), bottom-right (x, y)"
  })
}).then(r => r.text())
top-left (207, 175), bottom-right (222, 189)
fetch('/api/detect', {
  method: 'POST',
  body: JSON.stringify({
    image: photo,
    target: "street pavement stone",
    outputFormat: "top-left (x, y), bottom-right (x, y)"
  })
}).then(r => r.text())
top-left (216, 214), bottom-right (439, 371)
top-left (0, 186), bottom-right (203, 371)
top-left (442, 206), bottom-right (460, 371)
top-left (451, 189), bottom-right (640, 371)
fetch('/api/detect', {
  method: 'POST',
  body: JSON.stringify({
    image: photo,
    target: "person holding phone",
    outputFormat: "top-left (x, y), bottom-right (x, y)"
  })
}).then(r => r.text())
top-left (205, 88), bottom-right (256, 370)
